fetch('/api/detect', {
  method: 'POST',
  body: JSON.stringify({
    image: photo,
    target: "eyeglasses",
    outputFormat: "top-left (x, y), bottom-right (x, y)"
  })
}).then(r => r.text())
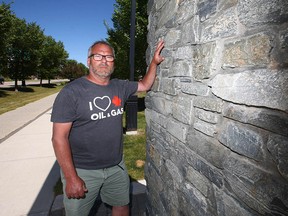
top-left (89, 53), bottom-right (115, 62)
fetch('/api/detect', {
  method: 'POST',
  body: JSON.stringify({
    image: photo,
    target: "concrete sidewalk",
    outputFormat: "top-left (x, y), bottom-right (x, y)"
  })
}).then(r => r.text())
top-left (0, 93), bottom-right (59, 216)
top-left (0, 93), bottom-right (147, 216)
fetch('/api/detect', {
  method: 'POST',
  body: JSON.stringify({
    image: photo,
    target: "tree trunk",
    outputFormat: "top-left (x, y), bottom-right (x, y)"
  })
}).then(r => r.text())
top-left (14, 78), bottom-right (18, 92)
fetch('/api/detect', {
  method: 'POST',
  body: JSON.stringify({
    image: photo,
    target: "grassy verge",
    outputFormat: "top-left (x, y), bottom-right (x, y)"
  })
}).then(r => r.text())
top-left (0, 82), bottom-right (66, 115)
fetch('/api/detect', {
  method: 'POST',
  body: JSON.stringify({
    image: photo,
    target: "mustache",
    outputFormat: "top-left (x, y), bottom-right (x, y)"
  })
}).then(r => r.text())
top-left (99, 63), bottom-right (108, 66)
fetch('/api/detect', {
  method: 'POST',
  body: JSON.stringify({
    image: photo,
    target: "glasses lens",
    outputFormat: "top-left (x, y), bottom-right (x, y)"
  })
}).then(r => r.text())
top-left (91, 54), bottom-right (114, 62)
top-left (93, 54), bottom-right (102, 61)
top-left (106, 56), bottom-right (114, 62)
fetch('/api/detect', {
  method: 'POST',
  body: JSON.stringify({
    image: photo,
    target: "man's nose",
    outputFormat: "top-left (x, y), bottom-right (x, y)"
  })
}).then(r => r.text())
top-left (101, 56), bottom-right (108, 62)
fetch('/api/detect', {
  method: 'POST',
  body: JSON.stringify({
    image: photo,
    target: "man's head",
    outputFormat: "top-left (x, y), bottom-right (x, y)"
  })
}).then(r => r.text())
top-left (87, 41), bottom-right (115, 79)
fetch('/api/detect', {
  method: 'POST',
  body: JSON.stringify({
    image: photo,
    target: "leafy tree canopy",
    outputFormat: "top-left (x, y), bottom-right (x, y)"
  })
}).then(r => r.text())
top-left (106, 0), bottom-right (148, 80)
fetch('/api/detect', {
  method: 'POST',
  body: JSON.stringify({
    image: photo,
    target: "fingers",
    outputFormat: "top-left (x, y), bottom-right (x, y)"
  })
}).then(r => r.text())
top-left (154, 39), bottom-right (165, 64)
top-left (156, 39), bottom-right (164, 51)
top-left (66, 182), bottom-right (88, 199)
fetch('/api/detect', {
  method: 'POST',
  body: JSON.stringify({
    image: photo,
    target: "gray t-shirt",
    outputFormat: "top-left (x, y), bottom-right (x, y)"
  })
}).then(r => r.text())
top-left (51, 77), bottom-right (138, 169)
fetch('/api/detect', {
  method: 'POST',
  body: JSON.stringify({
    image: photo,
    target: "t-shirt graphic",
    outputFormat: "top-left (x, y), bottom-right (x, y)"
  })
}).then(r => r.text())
top-left (89, 95), bottom-right (124, 121)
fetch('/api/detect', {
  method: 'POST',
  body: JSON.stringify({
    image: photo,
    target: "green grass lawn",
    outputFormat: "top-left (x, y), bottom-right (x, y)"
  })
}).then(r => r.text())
top-left (0, 82), bottom-right (66, 115)
top-left (124, 110), bottom-right (147, 181)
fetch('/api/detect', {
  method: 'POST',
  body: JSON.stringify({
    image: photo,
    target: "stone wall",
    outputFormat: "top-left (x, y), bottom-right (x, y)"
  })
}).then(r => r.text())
top-left (145, 0), bottom-right (288, 215)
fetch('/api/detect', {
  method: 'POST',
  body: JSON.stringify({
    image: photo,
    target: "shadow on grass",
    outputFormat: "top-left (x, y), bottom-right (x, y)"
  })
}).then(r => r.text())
top-left (0, 90), bottom-right (9, 97)
top-left (0, 83), bottom-right (58, 98)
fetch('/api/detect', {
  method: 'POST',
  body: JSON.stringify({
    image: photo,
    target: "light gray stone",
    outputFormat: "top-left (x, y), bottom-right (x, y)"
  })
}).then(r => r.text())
top-left (181, 81), bottom-right (210, 96)
top-left (194, 118), bottom-right (217, 137)
top-left (195, 108), bottom-right (220, 124)
top-left (172, 46), bottom-right (193, 60)
top-left (172, 93), bottom-right (194, 124)
top-left (201, 7), bottom-right (238, 42)
top-left (238, 0), bottom-right (288, 28)
top-left (160, 78), bottom-right (179, 95)
top-left (210, 69), bottom-right (288, 112)
top-left (167, 118), bottom-right (189, 143)
top-left (181, 16), bottom-right (200, 45)
top-left (193, 42), bottom-right (217, 80)
top-left (170, 60), bottom-right (192, 77)
top-left (194, 97), bottom-right (223, 113)
top-left (164, 29), bottom-right (181, 47)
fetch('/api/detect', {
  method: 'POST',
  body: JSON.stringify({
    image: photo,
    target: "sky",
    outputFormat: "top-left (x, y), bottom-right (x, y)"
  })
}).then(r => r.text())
top-left (2, 0), bottom-right (116, 65)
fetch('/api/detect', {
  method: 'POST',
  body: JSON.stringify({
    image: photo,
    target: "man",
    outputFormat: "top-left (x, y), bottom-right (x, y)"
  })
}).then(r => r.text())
top-left (51, 39), bottom-right (164, 216)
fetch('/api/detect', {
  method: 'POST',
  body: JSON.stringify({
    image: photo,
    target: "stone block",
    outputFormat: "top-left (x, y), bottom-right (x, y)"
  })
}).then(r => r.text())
top-left (175, 0), bottom-right (197, 25)
top-left (186, 153), bottom-right (224, 188)
top-left (181, 16), bottom-right (200, 45)
top-left (194, 118), bottom-right (217, 137)
top-left (165, 159), bottom-right (183, 185)
top-left (164, 29), bottom-right (181, 47)
top-left (187, 130), bottom-right (229, 169)
top-left (218, 0), bottom-right (238, 11)
top-left (195, 107), bottom-right (220, 124)
top-left (215, 190), bottom-right (256, 216)
top-left (198, 0), bottom-right (217, 22)
top-left (201, 7), bottom-right (238, 42)
top-left (167, 118), bottom-right (189, 143)
top-left (194, 96), bottom-right (223, 113)
top-left (170, 60), bottom-right (192, 77)
top-left (222, 34), bottom-right (271, 68)
top-left (181, 81), bottom-right (210, 96)
top-left (223, 103), bottom-right (288, 137)
top-left (223, 154), bottom-right (288, 215)
top-left (157, 0), bottom-right (179, 27)
top-left (145, 108), bottom-right (168, 129)
top-left (180, 182), bottom-right (210, 215)
top-left (193, 42), bottom-right (217, 80)
top-left (277, 29), bottom-right (288, 68)
top-left (160, 78), bottom-right (179, 95)
top-left (218, 120), bottom-right (264, 160)
top-left (186, 166), bottom-right (211, 197)
top-left (172, 93), bottom-right (194, 124)
top-left (145, 92), bottom-right (173, 115)
top-left (209, 69), bottom-right (288, 112)
top-left (267, 134), bottom-right (288, 181)
top-left (160, 56), bottom-right (173, 70)
top-left (155, 0), bottom-right (166, 11)
top-left (238, 0), bottom-right (288, 28)
top-left (172, 46), bottom-right (193, 60)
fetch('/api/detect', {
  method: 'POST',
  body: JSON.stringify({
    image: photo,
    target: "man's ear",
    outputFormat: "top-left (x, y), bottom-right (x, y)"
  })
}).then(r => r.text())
top-left (87, 58), bottom-right (90, 67)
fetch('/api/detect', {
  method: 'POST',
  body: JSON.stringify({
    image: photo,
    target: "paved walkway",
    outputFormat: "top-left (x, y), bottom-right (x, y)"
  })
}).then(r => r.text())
top-left (0, 93), bottom-right (146, 216)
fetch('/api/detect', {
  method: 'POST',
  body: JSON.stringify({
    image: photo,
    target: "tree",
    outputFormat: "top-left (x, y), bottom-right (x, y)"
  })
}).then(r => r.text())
top-left (6, 18), bottom-right (45, 90)
top-left (38, 36), bottom-right (68, 85)
top-left (60, 59), bottom-right (88, 81)
top-left (0, 3), bottom-right (14, 75)
top-left (106, 0), bottom-right (148, 80)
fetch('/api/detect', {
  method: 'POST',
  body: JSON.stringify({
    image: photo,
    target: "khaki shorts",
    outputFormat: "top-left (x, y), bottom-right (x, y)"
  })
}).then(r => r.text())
top-left (61, 159), bottom-right (130, 216)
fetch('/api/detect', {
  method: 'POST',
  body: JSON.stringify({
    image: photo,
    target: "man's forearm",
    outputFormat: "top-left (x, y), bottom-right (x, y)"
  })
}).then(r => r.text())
top-left (137, 40), bottom-right (164, 92)
top-left (138, 61), bottom-right (157, 92)
top-left (52, 138), bottom-right (77, 180)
